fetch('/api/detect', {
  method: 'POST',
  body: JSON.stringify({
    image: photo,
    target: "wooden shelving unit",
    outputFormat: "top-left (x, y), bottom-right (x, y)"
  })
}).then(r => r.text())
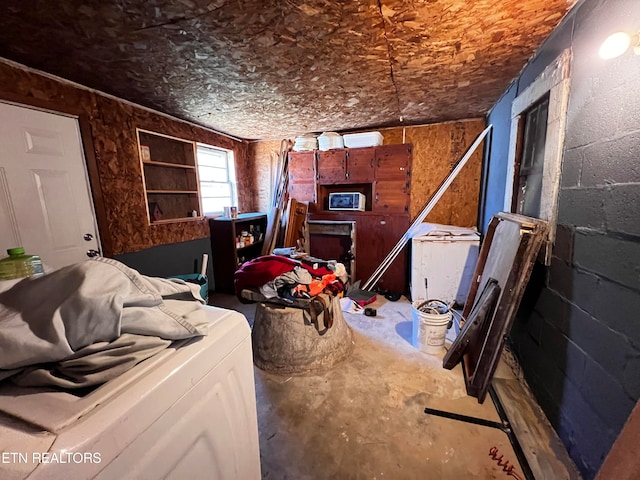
top-left (137, 129), bottom-right (201, 224)
top-left (143, 160), bottom-right (196, 169)
top-left (209, 213), bottom-right (268, 293)
top-left (146, 190), bottom-right (199, 194)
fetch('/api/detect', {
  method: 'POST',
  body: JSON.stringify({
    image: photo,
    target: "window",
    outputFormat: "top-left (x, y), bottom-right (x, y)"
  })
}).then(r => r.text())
top-left (513, 94), bottom-right (550, 217)
top-left (504, 49), bottom-right (571, 264)
top-left (196, 144), bottom-right (237, 216)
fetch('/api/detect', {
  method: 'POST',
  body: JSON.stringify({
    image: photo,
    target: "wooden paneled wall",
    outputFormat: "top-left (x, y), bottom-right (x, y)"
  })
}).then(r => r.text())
top-left (249, 119), bottom-right (485, 228)
top-left (0, 59), bottom-right (249, 256)
top-left (383, 120), bottom-right (485, 226)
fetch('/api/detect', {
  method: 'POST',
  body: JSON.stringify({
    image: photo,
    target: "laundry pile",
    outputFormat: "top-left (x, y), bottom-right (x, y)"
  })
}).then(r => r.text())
top-left (234, 255), bottom-right (348, 331)
top-left (0, 257), bottom-right (207, 388)
top-left (235, 255), bottom-right (347, 300)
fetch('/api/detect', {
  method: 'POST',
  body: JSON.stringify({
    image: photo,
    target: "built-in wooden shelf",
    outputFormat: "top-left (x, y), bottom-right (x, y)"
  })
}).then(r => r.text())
top-left (138, 128), bottom-right (201, 224)
top-left (143, 160), bottom-right (196, 169)
top-left (150, 216), bottom-right (204, 225)
top-left (146, 189), bottom-right (199, 194)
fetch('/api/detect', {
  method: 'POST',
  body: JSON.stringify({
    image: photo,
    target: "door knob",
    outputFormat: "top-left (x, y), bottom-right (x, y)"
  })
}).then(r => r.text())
top-left (84, 233), bottom-right (94, 241)
top-left (86, 249), bottom-right (100, 258)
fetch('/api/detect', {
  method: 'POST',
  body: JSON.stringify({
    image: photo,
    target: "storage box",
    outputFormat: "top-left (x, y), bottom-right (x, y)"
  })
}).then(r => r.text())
top-left (342, 131), bottom-right (383, 148)
top-left (318, 132), bottom-right (344, 151)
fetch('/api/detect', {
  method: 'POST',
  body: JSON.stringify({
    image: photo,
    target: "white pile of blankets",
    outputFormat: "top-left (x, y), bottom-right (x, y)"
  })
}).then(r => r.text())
top-left (0, 257), bottom-right (207, 388)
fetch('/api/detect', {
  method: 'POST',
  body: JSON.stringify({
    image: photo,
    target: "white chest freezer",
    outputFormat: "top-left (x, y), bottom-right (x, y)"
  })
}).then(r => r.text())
top-left (0, 306), bottom-right (261, 480)
top-left (410, 223), bottom-right (480, 306)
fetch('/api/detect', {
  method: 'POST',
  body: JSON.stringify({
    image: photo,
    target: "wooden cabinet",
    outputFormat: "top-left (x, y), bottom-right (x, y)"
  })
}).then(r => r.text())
top-left (373, 143), bottom-right (411, 213)
top-left (288, 151), bottom-right (316, 203)
top-left (346, 147), bottom-right (375, 183)
top-left (209, 213), bottom-right (267, 294)
top-left (315, 148), bottom-right (375, 184)
top-left (138, 129), bottom-right (200, 224)
top-left (375, 143), bottom-right (411, 180)
top-left (374, 181), bottom-right (409, 213)
top-left (316, 149), bottom-right (346, 184)
top-left (288, 143), bottom-right (413, 293)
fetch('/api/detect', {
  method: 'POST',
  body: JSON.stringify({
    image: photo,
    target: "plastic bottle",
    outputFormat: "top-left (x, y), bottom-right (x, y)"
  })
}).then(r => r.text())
top-left (0, 247), bottom-right (45, 280)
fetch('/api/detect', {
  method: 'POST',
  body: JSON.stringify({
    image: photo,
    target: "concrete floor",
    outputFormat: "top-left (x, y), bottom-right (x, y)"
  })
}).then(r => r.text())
top-left (209, 292), bottom-right (579, 480)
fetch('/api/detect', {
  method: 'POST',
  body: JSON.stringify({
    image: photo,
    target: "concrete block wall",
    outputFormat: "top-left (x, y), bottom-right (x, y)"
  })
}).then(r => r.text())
top-left (483, 0), bottom-right (640, 477)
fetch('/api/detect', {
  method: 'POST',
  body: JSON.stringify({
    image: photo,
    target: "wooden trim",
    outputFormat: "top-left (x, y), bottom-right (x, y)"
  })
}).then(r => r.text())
top-left (0, 91), bottom-right (113, 258)
top-left (192, 141), bottom-right (203, 218)
top-left (137, 129), bottom-right (152, 225)
top-left (150, 217), bottom-right (204, 225)
top-left (493, 378), bottom-right (580, 480)
top-left (137, 127), bottom-right (196, 145)
top-left (510, 115), bottom-right (526, 213)
top-left (0, 89), bottom-right (80, 117)
top-left (77, 115), bottom-right (113, 257)
top-left (511, 49), bottom-right (571, 117)
top-left (146, 190), bottom-right (199, 194)
top-left (503, 49), bottom-right (572, 265)
top-left (143, 160), bottom-right (196, 170)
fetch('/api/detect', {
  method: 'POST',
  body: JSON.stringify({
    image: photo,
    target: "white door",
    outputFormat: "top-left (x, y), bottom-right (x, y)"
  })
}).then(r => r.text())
top-left (0, 101), bottom-right (100, 272)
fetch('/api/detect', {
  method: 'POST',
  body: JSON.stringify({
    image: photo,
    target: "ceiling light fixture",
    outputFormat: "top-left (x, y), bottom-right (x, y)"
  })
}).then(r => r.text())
top-left (599, 31), bottom-right (640, 59)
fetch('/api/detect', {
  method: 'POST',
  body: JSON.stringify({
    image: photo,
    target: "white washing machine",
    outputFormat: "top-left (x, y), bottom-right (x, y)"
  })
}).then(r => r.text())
top-left (0, 306), bottom-right (261, 480)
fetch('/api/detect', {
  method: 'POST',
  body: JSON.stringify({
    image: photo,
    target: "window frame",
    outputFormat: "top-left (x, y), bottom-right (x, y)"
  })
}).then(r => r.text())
top-left (195, 143), bottom-right (238, 216)
top-left (503, 49), bottom-right (571, 265)
top-left (513, 93), bottom-right (550, 216)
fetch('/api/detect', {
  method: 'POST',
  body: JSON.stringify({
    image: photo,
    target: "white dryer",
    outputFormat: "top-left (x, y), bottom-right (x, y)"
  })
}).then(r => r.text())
top-left (0, 306), bottom-right (261, 480)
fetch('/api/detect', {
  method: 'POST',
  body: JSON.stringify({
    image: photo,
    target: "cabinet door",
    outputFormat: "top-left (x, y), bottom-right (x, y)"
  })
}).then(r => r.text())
top-left (374, 180), bottom-right (410, 213)
top-left (354, 214), bottom-right (410, 293)
top-left (375, 144), bottom-right (411, 180)
top-left (345, 147), bottom-right (375, 183)
top-left (373, 144), bottom-right (411, 213)
top-left (317, 149), bottom-right (347, 184)
top-left (288, 151), bottom-right (316, 203)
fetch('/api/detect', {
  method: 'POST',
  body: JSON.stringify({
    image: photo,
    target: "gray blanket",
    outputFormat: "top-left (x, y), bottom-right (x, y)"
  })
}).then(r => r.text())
top-left (0, 257), bottom-right (208, 387)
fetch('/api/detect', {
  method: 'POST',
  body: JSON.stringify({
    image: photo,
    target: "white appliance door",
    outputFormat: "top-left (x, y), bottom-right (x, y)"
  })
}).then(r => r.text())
top-left (94, 336), bottom-right (260, 480)
top-left (411, 236), bottom-right (480, 305)
top-left (0, 101), bottom-right (100, 270)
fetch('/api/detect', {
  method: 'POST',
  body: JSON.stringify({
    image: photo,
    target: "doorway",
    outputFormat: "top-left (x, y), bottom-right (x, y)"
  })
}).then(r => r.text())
top-left (0, 101), bottom-right (101, 271)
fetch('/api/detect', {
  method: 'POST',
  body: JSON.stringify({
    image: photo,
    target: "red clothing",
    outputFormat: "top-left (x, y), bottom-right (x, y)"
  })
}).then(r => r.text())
top-left (234, 255), bottom-right (331, 300)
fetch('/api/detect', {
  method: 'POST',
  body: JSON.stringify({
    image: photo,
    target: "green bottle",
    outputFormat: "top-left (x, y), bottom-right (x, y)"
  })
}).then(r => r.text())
top-left (0, 247), bottom-right (45, 280)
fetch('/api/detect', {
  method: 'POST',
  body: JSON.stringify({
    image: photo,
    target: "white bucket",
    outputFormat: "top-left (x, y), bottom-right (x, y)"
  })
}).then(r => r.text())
top-left (411, 301), bottom-right (452, 354)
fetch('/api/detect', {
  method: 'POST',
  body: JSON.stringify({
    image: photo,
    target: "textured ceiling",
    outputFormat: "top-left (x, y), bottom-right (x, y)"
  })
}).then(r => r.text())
top-left (0, 0), bottom-right (575, 140)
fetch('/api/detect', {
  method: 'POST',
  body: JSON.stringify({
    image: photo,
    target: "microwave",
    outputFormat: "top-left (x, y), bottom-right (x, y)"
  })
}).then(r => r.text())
top-left (329, 192), bottom-right (366, 211)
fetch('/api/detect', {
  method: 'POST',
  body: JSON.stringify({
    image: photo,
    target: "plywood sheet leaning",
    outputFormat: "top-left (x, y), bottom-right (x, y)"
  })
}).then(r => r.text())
top-left (443, 212), bottom-right (548, 403)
